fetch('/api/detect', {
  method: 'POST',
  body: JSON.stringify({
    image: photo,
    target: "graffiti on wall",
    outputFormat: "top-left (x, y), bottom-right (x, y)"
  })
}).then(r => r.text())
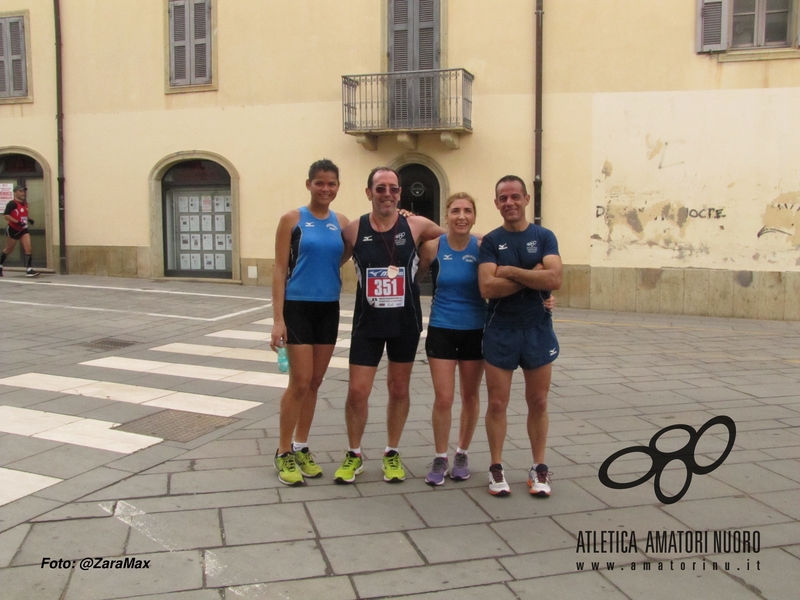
top-left (593, 184), bottom-right (726, 257)
top-left (758, 195), bottom-right (800, 246)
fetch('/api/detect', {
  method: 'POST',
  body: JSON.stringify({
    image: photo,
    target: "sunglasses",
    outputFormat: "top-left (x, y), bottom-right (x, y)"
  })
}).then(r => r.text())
top-left (373, 185), bottom-right (401, 195)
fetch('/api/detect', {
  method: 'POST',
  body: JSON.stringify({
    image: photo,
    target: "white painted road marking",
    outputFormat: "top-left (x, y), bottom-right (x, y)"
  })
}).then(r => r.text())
top-left (0, 468), bottom-right (62, 507)
top-left (151, 343), bottom-right (350, 370)
top-left (0, 373), bottom-right (259, 417)
top-left (0, 406), bottom-right (161, 453)
top-left (0, 279), bottom-right (270, 300)
top-left (80, 357), bottom-right (289, 388)
top-left (253, 314), bottom-right (429, 326)
top-left (0, 300), bottom-right (269, 322)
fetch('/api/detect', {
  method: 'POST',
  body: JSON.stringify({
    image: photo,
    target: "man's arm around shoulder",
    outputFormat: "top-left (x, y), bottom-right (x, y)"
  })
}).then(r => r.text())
top-left (408, 215), bottom-right (446, 246)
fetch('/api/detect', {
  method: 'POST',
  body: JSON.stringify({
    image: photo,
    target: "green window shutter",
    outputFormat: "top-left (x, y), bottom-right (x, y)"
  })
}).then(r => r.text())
top-left (697, 0), bottom-right (730, 52)
top-left (390, 0), bottom-right (410, 72)
top-left (170, 0), bottom-right (189, 85)
top-left (0, 20), bottom-right (7, 96)
top-left (390, 0), bottom-right (439, 71)
top-left (388, 0), bottom-right (440, 126)
top-left (417, 0), bottom-right (438, 70)
top-left (8, 17), bottom-right (26, 95)
top-left (191, 0), bottom-right (211, 84)
top-left (797, 2), bottom-right (800, 46)
top-left (0, 17), bottom-right (27, 97)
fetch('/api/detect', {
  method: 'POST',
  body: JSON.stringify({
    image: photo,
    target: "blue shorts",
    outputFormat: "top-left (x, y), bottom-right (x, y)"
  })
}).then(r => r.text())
top-left (482, 320), bottom-right (559, 371)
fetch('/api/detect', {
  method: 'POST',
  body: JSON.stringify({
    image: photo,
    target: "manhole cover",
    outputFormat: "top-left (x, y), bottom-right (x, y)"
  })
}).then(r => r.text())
top-left (82, 338), bottom-right (137, 351)
top-left (114, 410), bottom-right (239, 442)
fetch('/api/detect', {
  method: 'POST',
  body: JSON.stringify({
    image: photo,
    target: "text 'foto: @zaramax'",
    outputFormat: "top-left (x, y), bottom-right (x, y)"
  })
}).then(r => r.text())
top-left (598, 415), bottom-right (737, 505)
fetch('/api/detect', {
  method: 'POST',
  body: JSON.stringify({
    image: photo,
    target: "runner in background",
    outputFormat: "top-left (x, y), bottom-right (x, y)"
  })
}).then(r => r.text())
top-left (1, 183), bottom-right (39, 278)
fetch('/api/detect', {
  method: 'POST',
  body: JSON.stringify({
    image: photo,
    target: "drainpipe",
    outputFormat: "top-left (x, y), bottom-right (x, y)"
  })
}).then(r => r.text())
top-left (533, 0), bottom-right (543, 225)
top-left (54, 0), bottom-right (67, 273)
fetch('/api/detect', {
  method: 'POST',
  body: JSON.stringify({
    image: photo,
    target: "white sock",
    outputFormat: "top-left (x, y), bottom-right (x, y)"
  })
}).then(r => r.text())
top-left (292, 442), bottom-right (308, 452)
top-left (456, 447), bottom-right (468, 455)
top-left (349, 447), bottom-right (362, 456)
top-left (435, 452), bottom-right (448, 459)
top-left (385, 446), bottom-right (399, 455)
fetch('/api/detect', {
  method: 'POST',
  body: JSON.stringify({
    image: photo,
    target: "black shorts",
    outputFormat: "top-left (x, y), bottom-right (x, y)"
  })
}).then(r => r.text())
top-left (425, 326), bottom-right (484, 361)
top-left (349, 331), bottom-right (421, 367)
top-left (283, 300), bottom-right (339, 345)
top-left (6, 227), bottom-right (28, 241)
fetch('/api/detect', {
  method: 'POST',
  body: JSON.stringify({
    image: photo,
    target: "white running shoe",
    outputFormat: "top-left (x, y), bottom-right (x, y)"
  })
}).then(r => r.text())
top-left (528, 464), bottom-right (552, 497)
top-left (488, 463), bottom-right (511, 496)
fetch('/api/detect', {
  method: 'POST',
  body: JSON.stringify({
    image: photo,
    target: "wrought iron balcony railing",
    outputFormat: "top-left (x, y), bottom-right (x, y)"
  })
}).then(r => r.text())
top-left (342, 68), bottom-right (473, 135)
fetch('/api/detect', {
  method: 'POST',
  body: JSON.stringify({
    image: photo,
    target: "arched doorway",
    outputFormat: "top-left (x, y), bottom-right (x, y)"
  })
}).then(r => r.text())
top-left (162, 160), bottom-right (232, 279)
top-left (398, 163), bottom-right (440, 225)
top-left (0, 153), bottom-right (46, 269)
top-left (397, 162), bottom-right (440, 295)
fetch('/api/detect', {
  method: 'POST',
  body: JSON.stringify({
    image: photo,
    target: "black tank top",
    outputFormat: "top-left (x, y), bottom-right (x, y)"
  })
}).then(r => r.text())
top-left (352, 214), bottom-right (422, 337)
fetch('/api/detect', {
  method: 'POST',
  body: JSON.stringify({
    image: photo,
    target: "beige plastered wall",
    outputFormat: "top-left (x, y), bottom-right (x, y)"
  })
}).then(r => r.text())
top-left (48, 0), bottom-right (543, 286)
top-left (0, 0), bottom-right (57, 270)
top-left (3, 0), bottom-right (798, 318)
top-left (542, 0), bottom-right (800, 319)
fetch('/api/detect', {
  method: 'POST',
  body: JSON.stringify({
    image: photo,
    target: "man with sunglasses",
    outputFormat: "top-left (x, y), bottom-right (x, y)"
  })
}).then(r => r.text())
top-left (334, 167), bottom-right (444, 484)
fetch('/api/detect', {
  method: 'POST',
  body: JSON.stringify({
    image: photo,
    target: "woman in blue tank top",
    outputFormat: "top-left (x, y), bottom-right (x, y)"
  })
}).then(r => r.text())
top-left (270, 159), bottom-right (351, 486)
top-left (416, 193), bottom-right (486, 485)
top-left (417, 193), bottom-right (554, 486)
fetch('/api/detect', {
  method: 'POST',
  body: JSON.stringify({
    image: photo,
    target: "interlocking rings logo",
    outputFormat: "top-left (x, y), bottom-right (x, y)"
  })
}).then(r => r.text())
top-left (598, 416), bottom-right (736, 505)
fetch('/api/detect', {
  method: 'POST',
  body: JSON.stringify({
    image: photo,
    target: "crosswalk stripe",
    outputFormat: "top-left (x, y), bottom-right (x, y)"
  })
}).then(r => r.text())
top-left (150, 343), bottom-right (350, 370)
top-left (210, 327), bottom-right (425, 348)
top-left (0, 373), bottom-right (259, 417)
top-left (334, 331), bottom-right (427, 349)
top-left (0, 468), bottom-right (62, 506)
top-left (0, 406), bottom-right (161, 453)
top-left (252, 314), bottom-right (429, 326)
top-left (206, 330), bottom-right (270, 341)
top-left (248, 319), bottom-right (353, 334)
top-left (80, 357), bottom-right (289, 388)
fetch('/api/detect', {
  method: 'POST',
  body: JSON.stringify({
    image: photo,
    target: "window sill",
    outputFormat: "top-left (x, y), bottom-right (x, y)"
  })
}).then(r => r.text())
top-left (717, 48), bottom-right (800, 62)
top-left (0, 95), bottom-right (33, 105)
top-left (165, 82), bottom-right (217, 95)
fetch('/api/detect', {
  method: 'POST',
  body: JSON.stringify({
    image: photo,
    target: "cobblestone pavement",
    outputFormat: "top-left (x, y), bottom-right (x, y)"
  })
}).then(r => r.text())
top-left (0, 275), bottom-right (798, 599)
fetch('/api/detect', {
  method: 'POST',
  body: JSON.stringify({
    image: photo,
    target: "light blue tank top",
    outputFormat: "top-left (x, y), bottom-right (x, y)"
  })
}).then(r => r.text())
top-left (429, 235), bottom-right (487, 330)
top-left (285, 206), bottom-right (344, 302)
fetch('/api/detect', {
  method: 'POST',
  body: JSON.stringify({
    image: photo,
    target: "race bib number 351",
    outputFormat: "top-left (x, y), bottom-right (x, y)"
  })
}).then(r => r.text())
top-left (366, 267), bottom-right (405, 308)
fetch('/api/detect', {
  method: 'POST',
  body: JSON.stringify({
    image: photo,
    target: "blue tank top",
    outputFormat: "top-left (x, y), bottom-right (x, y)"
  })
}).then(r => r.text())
top-left (285, 206), bottom-right (344, 302)
top-left (429, 235), bottom-right (487, 330)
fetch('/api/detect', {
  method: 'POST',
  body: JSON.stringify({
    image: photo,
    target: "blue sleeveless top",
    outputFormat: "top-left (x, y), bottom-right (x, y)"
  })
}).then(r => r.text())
top-left (285, 206), bottom-right (344, 302)
top-left (429, 235), bottom-right (486, 330)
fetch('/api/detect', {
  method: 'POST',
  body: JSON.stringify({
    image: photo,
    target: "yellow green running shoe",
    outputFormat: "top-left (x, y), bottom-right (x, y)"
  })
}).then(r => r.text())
top-left (274, 451), bottom-right (303, 486)
top-left (382, 450), bottom-right (405, 483)
top-left (295, 448), bottom-right (323, 478)
top-left (334, 451), bottom-right (363, 484)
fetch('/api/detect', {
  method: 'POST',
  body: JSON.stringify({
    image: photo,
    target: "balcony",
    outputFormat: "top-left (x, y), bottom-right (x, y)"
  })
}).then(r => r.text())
top-left (342, 68), bottom-right (474, 150)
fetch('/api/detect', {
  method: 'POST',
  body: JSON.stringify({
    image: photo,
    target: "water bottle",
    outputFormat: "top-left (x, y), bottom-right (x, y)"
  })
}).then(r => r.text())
top-left (277, 346), bottom-right (289, 373)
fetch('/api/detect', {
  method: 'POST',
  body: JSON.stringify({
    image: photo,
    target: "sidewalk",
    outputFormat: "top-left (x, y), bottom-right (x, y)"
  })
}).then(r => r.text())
top-left (0, 274), bottom-right (798, 599)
